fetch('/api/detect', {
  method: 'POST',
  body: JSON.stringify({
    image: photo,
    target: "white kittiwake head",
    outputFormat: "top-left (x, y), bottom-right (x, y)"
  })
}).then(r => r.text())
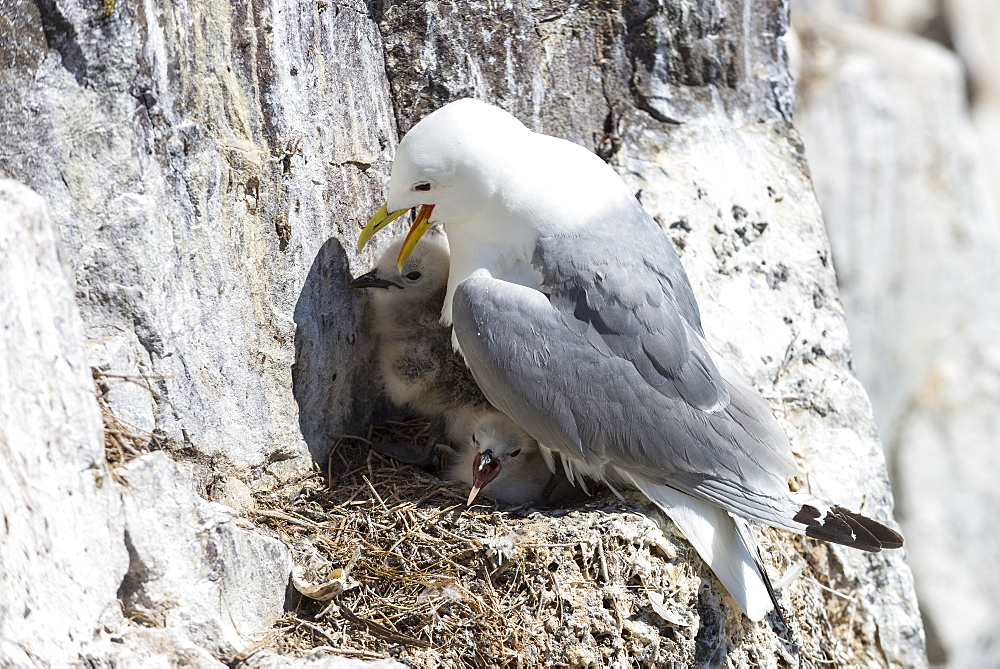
top-left (449, 412), bottom-right (564, 507)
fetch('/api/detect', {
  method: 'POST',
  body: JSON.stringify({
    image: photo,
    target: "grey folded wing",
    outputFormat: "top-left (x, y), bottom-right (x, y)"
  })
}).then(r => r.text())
top-left (451, 271), bottom-right (798, 517)
top-left (534, 233), bottom-right (729, 412)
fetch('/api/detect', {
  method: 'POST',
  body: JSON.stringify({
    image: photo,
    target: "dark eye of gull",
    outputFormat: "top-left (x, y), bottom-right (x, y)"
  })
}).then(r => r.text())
top-left (414, 182), bottom-right (431, 191)
top-left (405, 271), bottom-right (421, 281)
top-left (509, 449), bottom-right (521, 458)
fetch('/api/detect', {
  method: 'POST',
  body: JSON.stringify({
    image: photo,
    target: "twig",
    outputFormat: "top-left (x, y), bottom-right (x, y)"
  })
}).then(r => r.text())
top-left (307, 645), bottom-right (386, 660)
top-left (802, 576), bottom-right (858, 604)
top-left (253, 508), bottom-right (321, 529)
top-left (296, 620), bottom-right (341, 647)
top-left (361, 475), bottom-right (389, 513)
top-left (335, 601), bottom-right (431, 648)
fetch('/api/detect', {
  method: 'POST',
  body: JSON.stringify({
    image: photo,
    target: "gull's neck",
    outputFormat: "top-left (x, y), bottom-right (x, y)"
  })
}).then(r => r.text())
top-left (439, 209), bottom-right (541, 326)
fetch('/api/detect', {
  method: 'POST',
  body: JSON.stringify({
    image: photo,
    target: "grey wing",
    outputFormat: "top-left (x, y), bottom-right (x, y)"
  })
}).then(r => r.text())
top-left (452, 274), bottom-right (798, 516)
top-left (534, 230), bottom-right (728, 412)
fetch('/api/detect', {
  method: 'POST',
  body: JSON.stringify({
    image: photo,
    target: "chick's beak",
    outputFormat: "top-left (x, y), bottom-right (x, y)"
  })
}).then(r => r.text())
top-left (467, 449), bottom-right (501, 506)
top-left (356, 203), bottom-right (409, 253)
top-left (349, 270), bottom-right (402, 290)
top-left (396, 205), bottom-right (435, 272)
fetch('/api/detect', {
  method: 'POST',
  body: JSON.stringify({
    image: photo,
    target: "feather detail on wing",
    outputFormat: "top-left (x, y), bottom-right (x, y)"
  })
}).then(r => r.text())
top-left (535, 235), bottom-right (730, 412)
top-left (452, 274), bottom-right (796, 499)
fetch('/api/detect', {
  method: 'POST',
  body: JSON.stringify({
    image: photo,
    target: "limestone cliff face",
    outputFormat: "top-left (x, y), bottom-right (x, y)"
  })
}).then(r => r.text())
top-left (794, 5), bottom-right (1000, 666)
top-left (0, 0), bottom-right (925, 666)
top-left (2, 0), bottom-right (397, 479)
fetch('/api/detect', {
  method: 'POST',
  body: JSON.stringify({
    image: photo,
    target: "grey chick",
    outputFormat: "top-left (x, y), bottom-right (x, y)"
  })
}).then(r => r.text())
top-left (447, 412), bottom-right (580, 506)
top-left (351, 230), bottom-right (491, 463)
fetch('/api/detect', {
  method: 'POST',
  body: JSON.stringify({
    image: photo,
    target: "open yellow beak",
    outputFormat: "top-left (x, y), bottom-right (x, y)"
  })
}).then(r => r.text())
top-left (356, 203), bottom-right (408, 253)
top-left (395, 204), bottom-right (435, 272)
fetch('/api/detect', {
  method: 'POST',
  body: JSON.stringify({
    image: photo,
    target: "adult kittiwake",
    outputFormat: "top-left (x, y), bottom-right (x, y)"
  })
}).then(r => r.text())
top-left (357, 98), bottom-right (903, 622)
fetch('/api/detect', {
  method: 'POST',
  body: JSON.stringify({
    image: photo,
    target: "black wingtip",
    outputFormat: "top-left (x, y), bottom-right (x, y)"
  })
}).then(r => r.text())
top-left (833, 505), bottom-right (905, 549)
top-left (757, 557), bottom-right (787, 627)
top-left (796, 504), bottom-right (904, 552)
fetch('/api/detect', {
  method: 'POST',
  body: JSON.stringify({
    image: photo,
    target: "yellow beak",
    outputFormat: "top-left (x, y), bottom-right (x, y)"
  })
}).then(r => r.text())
top-left (356, 203), bottom-right (408, 253)
top-left (395, 204), bottom-right (436, 272)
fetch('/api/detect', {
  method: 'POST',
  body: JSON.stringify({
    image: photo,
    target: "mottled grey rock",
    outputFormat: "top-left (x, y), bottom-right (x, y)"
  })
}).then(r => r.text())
top-left (210, 475), bottom-right (258, 511)
top-left (0, 0), bottom-right (397, 479)
top-left (0, 184), bottom-right (287, 667)
top-left (117, 451), bottom-right (291, 658)
top-left (0, 180), bottom-right (129, 667)
top-left (95, 626), bottom-right (227, 669)
top-left (795, 14), bottom-right (1000, 667)
top-left (377, 0), bottom-right (793, 147)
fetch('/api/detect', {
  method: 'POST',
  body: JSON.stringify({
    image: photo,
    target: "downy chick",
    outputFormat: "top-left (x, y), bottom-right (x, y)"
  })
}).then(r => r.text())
top-left (448, 412), bottom-right (579, 506)
top-left (351, 231), bottom-right (491, 459)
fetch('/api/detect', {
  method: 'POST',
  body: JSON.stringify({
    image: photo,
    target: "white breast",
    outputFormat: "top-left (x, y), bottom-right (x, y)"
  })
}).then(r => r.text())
top-left (440, 215), bottom-right (542, 329)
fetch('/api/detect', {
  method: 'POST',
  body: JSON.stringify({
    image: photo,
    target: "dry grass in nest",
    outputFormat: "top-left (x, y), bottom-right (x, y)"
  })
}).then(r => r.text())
top-left (250, 419), bottom-right (565, 666)
top-left (241, 420), bottom-right (877, 668)
top-left (94, 370), bottom-right (164, 475)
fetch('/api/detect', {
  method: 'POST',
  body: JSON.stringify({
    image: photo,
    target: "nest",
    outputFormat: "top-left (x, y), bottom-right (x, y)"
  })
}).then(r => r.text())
top-left (244, 420), bottom-right (721, 667)
top-left (93, 386), bottom-right (879, 667)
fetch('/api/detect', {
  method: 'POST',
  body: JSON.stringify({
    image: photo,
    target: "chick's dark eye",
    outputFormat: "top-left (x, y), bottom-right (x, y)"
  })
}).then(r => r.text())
top-left (509, 449), bottom-right (521, 458)
top-left (414, 182), bottom-right (431, 191)
top-left (471, 433), bottom-right (478, 445)
top-left (405, 271), bottom-right (421, 281)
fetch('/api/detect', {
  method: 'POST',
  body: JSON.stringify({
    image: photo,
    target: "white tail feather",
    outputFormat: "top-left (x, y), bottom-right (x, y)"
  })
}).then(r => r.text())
top-left (560, 453), bottom-right (590, 495)
top-left (538, 444), bottom-right (557, 474)
top-left (628, 475), bottom-right (775, 622)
